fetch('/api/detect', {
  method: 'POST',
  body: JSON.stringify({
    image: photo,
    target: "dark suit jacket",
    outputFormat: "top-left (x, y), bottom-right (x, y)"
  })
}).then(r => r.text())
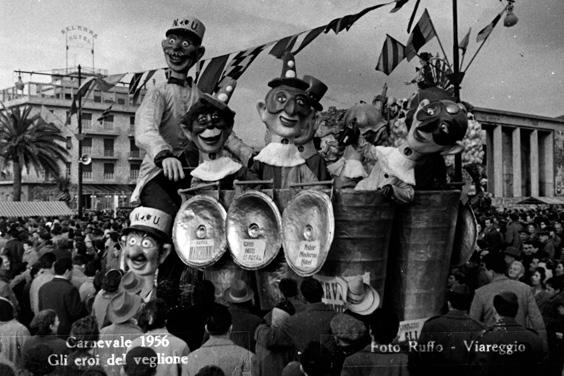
top-left (229, 304), bottom-right (264, 353)
top-left (38, 277), bottom-right (85, 337)
top-left (409, 309), bottom-right (485, 376)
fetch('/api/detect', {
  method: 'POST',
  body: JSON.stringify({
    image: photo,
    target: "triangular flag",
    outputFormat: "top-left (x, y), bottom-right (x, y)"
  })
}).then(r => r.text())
top-left (292, 26), bottom-right (325, 55)
top-left (269, 35), bottom-right (298, 58)
top-left (459, 27), bottom-right (472, 53)
top-left (476, 12), bottom-right (502, 43)
top-left (375, 35), bottom-right (406, 75)
top-left (222, 45), bottom-right (266, 81)
top-left (197, 54), bottom-right (230, 93)
top-left (390, 0), bottom-right (410, 13)
top-left (325, 4), bottom-right (387, 34)
top-left (405, 9), bottom-right (437, 61)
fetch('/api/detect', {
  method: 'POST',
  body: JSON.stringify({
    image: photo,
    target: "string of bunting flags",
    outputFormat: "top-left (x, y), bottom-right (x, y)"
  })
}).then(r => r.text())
top-left (66, 0), bottom-right (507, 123)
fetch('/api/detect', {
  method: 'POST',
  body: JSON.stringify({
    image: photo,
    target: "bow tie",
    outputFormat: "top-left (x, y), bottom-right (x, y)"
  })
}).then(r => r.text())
top-left (167, 76), bottom-right (193, 87)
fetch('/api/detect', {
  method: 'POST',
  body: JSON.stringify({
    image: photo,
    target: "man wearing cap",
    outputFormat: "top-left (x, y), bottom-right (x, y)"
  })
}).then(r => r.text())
top-left (249, 52), bottom-right (327, 188)
top-left (122, 207), bottom-right (172, 302)
top-left (222, 279), bottom-right (263, 352)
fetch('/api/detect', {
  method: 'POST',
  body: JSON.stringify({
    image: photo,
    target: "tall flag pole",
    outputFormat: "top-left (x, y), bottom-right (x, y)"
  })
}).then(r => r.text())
top-left (463, 9), bottom-right (505, 72)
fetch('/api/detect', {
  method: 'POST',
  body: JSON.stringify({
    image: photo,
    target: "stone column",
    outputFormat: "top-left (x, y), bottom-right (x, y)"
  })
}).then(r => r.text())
top-left (512, 128), bottom-right (522, 197)
top-left (530, 130), bottom-right (539, 197)
top-left (493, 125), bottom-right (503, 197)
top-left (543, 132), bottom-right (554, 197)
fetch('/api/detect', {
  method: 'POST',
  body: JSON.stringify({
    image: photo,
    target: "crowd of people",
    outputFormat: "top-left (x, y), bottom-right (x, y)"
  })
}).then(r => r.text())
top-left (0, 202), bottom-right (561, 376)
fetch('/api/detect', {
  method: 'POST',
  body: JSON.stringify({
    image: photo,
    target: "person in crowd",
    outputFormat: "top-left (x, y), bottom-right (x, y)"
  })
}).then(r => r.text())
top-left (507, 260), bottom-right (526, 281)
top-left (409, 284), bottom-right (485, 376)
top-left (555, 261), bottom-right (564, 278)
top-left (157, 280), bottom-right (191, 349)
top-left (70, 254), bottom-right (88, 289)
top-left (539, 277), bottom-right (564, 376)
top-left (29, 252), bottom-right (56, 315)
top-left (281, 341), bottom-right (334, 376)
top-left (65, 316), bottom-right (100, 376)
top-left (182, 280), bottom-right (224, 352)
top-left (505, 212), bottom-right (524, 248)
top-left (103, 231), bottom-right (121, 272)
top-left (0, 297), bottom-right (29, 369)
top-left (21, 343), bottom-right (55, 376)
top-left (341, 308), bottom-right (408, 376)
top-left (255, 300), bottom-right (296, 376)
top-left (503, 246), bottom-right (521, 267)
top-left (223, 279), bottom-right (263, 352)
top-left (540, 230), bottom-right (557, 259)
top-left (528, 223), bottom-right (540, 243)
top-left (185, 304), bottom-right (254, 376)
top-left (3, 228), bottom-right (24, 270)
top-left (469, 252), bottom-right (547, 351)
top-left (99, 291), bottom-right (143, 376)
top-left (79, 260), bottom-right (98, 303)
top-left (482, 217), bottom-right (504, 252)
top-left (278, 277), bottom-right (305, 313)
top-left (21, 239), bottom-right (38, 268)
top-left (123, 347), bottom-right (158, 376)
top-left (38, 257), bottom-right (85, 337)
top-left (23, 309), bottom-right (68, 355)
top-left (330, 313), bottom-right (369, 375)
top-left (257, 277), bottom-right (337, 356)
top-left (129, 298), bottom-right (190, 376)
top-left (0, 257), bottom-right (19, 312)
top-left (92, 269), bottom-right (122, 329)
top-left (472, 291), bottom-right (544, 376)
top-left (530, 266), bottom-right (549, 306)
top-left (36, 230), bottom-right (55, 258)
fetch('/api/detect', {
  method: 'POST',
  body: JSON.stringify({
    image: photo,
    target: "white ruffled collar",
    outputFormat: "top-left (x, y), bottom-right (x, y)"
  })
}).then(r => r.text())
top-left (375, 146), bottom-right (416, 185)
top-left (191, 156), bottom-right (242, 181)
top-left (254, 142), bottom-right (305, 167)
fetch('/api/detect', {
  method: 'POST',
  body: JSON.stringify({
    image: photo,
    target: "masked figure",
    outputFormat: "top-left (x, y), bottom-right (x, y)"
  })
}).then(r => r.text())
top-left (122, 206), bottom-right (173, 302)
top-left (355, 97), bottom-right (468, 204)
top-left (249, 52), bottom-right (327, 188)
top-left (179, 78), bottom-right (255, 188)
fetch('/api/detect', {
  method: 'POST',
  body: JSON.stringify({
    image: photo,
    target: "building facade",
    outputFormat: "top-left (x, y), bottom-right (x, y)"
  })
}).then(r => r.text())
top-left (473, 107), bottom-right (564, 205)
top-left (0, 67), bottom-right (145, 211)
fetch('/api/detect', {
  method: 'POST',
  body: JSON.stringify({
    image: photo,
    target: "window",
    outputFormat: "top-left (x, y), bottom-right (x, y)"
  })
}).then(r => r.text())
top-left (66, 136), bottom-right (72, 150)
top-left (82, 113), bottom-right (92, 129)
top-left (104, 163), bottom-right (114, 180)
top-left (83, 137), bottom-right (92, 155)
top-left (102, 114), bottom-right (114, 130)
top-left (117, 98), bottom-right (125, 105)
top-left (82, 164), bottom-right (92, 180)
top-left (104, 139), bottom-right (114, 157)
top-left (130, 163), bottom-right (140, 180)
top-left (94, 95), bottom-right (101, 103)
top-left (130, 139), bottom-right (140, 158)
top-left (129, 116), bottom-right (135, 133)
top-left (66, 163), bottom-right (71, 177)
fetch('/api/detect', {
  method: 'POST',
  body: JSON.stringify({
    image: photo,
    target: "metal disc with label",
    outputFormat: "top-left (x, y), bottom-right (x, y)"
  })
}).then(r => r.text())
top-left (227, 190), bottom-right (282, 270)
top-left (283, 190), bottom-right (334, 277)
top-left (173, 195), bottom-right (227, 268)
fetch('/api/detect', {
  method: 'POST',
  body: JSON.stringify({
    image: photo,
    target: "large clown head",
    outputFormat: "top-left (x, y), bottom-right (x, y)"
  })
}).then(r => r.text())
top-left (404, 87), bottom-right (468, 157)
top-left (257, 53), bottom-right (324, 142)
top-left (294, 75), bottom-right (328, 146)
top-left (180, 77), bottom-right (236, 155)
top-left (162, 17), bottom-right (206, 75)
top-left (122, 207), bottom-right (172, 279)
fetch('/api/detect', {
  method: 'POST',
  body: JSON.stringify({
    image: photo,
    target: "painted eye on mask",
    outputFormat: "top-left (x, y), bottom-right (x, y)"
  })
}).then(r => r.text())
top-left (128, 237), bottom-right (139, 246)
top-left (276, 92), bottom-right (288, 104)
top-left (141, 238), bottom-right (155, 248)
top-left (168, 38), bottom-right (176, 45)
top-left (181, 40), bottom-right (192, 48)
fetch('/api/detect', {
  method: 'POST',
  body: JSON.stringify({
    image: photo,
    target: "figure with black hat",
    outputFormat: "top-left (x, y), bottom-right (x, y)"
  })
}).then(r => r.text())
top-left (121, 206), bottom-right (173, 302)
top-left (249, 52), bottom-right (328, 188)
top-left (293, 76), bottom-right (331, 181)
top-left (131, 16), bottom-right (206, 210)
top-left (179, 77), bottom-right (257, 189)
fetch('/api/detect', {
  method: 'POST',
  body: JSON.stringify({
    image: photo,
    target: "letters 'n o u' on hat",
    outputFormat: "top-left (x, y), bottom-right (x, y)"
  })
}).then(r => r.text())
top-left (166, 16), bottom-right (205, 43)
top-left (107, 291), bottom-right (142, 324)
top-left (223, 279), bottom-right (254, 303)
top-left (346, 276), bottom-right (380, 315)
top-left (119, 270), bottom-right (144, 295)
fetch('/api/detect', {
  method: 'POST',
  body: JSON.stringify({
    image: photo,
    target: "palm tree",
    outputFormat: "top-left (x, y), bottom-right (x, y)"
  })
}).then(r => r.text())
top-left (0, 104), bottom-right (70, 201)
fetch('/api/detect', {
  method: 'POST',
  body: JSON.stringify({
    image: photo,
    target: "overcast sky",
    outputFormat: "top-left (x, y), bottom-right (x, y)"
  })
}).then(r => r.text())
top-left (1, 0), bottom-right (563, 146)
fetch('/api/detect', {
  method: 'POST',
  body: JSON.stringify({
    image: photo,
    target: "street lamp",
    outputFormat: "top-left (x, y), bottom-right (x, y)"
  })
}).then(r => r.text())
top-left (14, 75), bottom-right (24, 91)
top-left (450, 0), bottom-right (517, 182)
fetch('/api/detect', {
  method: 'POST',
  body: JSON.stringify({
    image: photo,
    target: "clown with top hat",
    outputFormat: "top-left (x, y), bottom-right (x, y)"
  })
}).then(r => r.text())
top-left (249, 52), bottom-right (328, 188)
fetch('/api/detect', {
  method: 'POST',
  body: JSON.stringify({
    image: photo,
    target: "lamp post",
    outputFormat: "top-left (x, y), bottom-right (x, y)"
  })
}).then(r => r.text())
top-left (450, 0), bottom-right (517, 183)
